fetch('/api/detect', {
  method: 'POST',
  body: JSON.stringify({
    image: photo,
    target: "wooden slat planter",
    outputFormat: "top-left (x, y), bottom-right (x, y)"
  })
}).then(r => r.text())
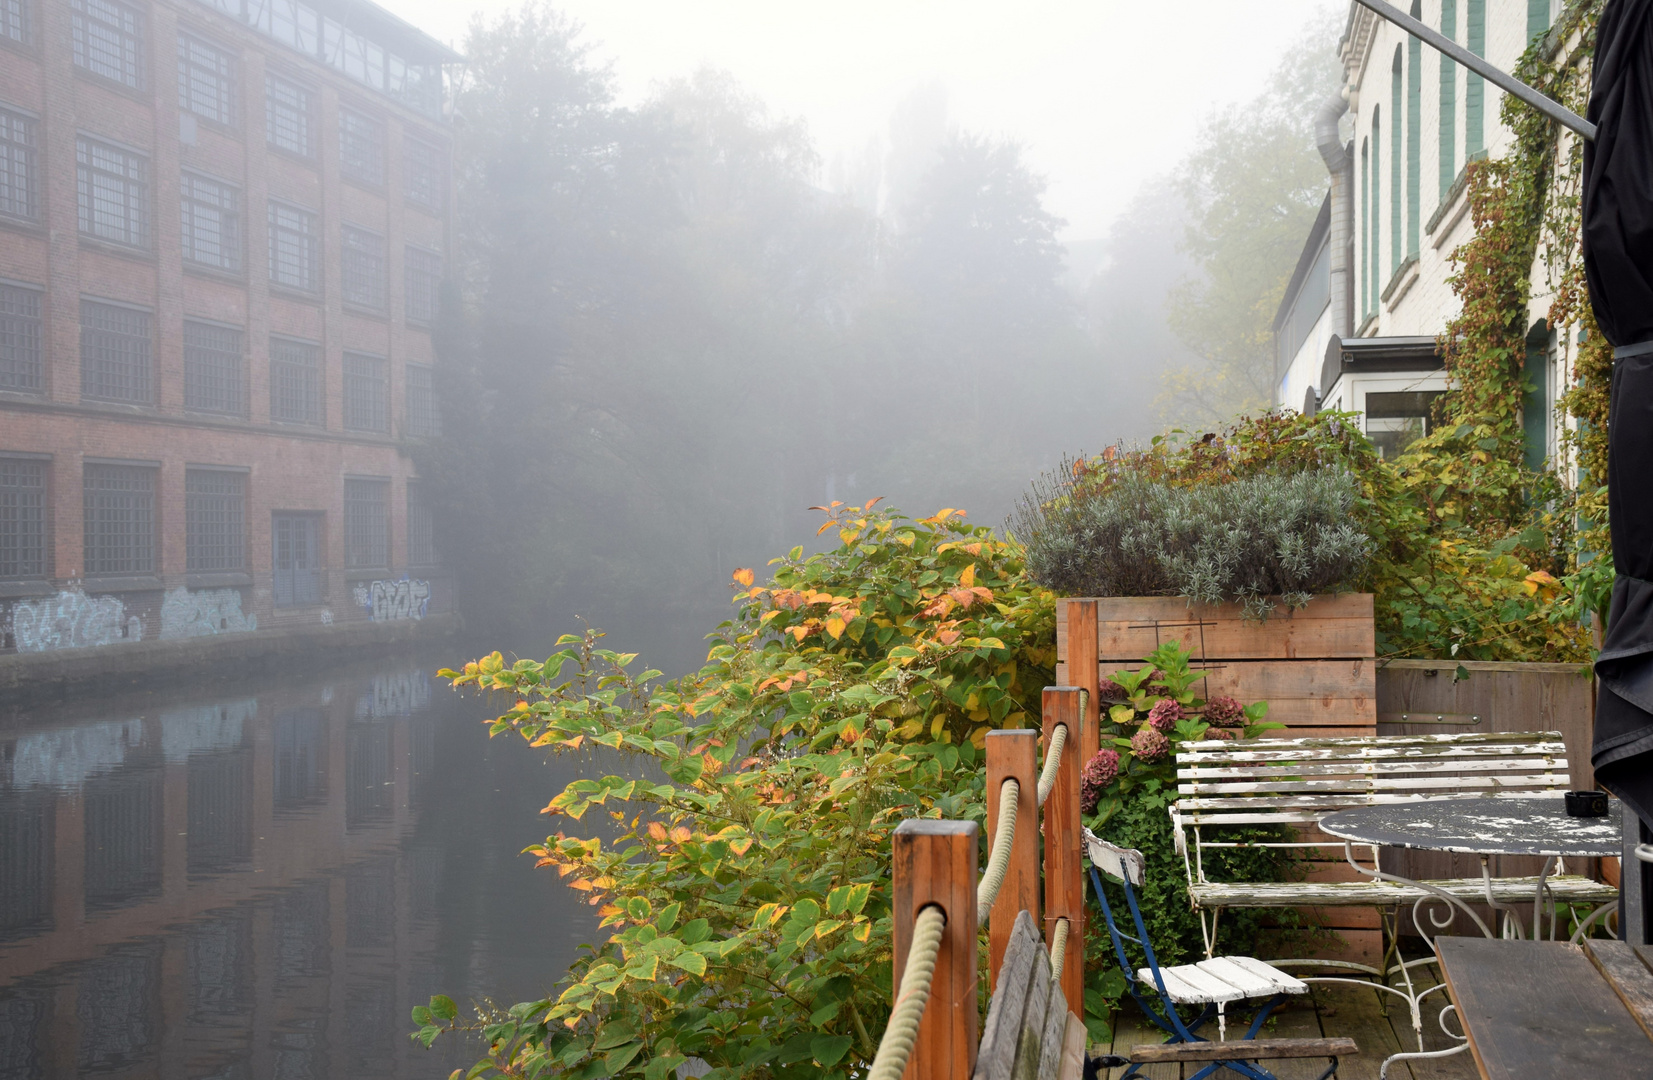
top-left (1057, 595), bottom-right (1380, 963)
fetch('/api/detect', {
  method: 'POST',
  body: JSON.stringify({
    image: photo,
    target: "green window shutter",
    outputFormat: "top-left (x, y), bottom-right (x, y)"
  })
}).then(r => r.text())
top-left (1371, 113), bottom-right (1381, 316)
top-left (1467, 0), bottom-right (1485, 155)
top-left (1407, 9), bottom-right (1421, 258)
top-left (1523, 332), bottom-right (1549, 470)
top-left (1528, 0), bottom-right (1550, 42)
top-left (1391, 48), bottom-right (1403, 277)
top-left (1439, 0), bottom-right (1457, 200)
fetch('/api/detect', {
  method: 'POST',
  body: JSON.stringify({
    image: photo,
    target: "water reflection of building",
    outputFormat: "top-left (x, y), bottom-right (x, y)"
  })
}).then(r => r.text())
top-left (0, 666), bottom-right (441, 1080)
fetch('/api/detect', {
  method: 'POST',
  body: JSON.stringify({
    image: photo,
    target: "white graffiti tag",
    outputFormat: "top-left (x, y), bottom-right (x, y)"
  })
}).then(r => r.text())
top-left (10, 590), bottom-right (138, 652)
top-left (361, 579), bottom-right (430, 621)
top-left (159, 587), bottom-right (257, 639)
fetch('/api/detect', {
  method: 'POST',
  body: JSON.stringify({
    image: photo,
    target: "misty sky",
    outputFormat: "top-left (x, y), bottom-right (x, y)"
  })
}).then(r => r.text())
top-left (383, 0), bottom-right (1342, 242)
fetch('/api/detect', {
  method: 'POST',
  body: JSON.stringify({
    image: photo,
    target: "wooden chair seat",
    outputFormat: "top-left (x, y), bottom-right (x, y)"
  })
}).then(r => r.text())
top-left (1137, 955), bottom-right (1308, 1005)
top-left (1188, 872), bottom-right (1617, 909)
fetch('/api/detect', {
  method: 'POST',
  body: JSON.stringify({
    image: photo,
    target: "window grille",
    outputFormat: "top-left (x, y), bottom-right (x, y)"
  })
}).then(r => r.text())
top-left (340, 226), bottom-right (385, 311)
top-left (71, 0), bottom-right (143, 90)
top-left (0, 283), bottom-right (41, 393)
top-left (178, 32), bottom-right (235, 125)
top-left (338, 107), bottom-right (383, 186)
top-left (186, 469), bottom-right (244, 572)
top-left (0, 459), bottom-right (46, 579)
top-left (272, 514), bottom-right (321, 606)
top-left (80, 299), bottom-right (151, 404)
top-left (183, 320), bottom-right (244, 416)
top-left (77, 137), bottom-right (148, 248)
top-left (407, 482), bottom-right (436, 566)
top-left (265, 73), bottom-right (312, 157)
top-left (83, 463), bottom-right (154, 575)
top-left (270, 336), bottom-right (321, 425)
top-left (0, 0), bottom-right (28, 45)
top-left (267, 200), bottom-right (317, 292)
top-left (342, 352), bottom-right (387, 432)
top-left (404, 247), bottom-right (441, 324)
top-left (343, 479), bottom-right (388, 568)
top-left (404, 133), bottom-right (445, 210)
top-left (181, 172), bottom-right (240, 271)
top-left (0, 107), bottom-right (36, 220)
top-left (405, 363), bottom-right (438, 438)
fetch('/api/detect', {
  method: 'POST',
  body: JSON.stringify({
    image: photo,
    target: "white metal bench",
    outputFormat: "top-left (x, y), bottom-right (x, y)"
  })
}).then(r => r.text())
top-left (1170, 731), bottom-right (1618, 966)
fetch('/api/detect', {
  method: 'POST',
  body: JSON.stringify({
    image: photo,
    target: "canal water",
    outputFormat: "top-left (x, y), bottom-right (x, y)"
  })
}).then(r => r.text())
top-left (0, 645), bottom-right (603, 1079)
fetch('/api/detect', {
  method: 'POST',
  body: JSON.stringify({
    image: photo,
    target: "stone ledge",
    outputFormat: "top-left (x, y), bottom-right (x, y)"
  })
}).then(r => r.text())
top-left (0, 611), bottom-right (463, 701)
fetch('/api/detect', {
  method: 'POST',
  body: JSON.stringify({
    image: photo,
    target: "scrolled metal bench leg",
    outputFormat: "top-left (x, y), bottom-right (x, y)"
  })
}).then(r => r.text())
top-left (1378, 1001), bottom-right (1470, 1080)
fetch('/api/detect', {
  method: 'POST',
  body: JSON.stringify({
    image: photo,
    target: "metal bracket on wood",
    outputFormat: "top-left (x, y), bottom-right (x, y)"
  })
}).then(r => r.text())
top-left (1377, 712), bottom-right (1483, 726)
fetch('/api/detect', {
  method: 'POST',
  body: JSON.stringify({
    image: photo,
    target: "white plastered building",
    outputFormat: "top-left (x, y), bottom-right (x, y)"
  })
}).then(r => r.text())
top-left (1275, 0), bottom-right (1578, 471)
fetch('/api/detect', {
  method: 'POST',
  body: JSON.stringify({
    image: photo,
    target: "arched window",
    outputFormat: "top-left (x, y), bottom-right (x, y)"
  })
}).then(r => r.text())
top-left (1407, 2), bottom-right (1421, 258)
top-left (1391, 46), bottom-right (1403, 277)
top-left (1440, 0), bottom-right (1457, 199)
top-left (1467, 0), bottom-right (1485, 156)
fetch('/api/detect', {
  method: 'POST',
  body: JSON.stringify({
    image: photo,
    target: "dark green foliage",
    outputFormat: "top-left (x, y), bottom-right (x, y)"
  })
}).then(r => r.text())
top-left (1013, 467), bottom-right (1372, 617)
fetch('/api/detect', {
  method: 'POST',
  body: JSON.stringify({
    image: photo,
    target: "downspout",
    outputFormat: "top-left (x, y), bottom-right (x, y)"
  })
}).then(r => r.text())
top-left (1315, 90), bottom-right (1353, 340)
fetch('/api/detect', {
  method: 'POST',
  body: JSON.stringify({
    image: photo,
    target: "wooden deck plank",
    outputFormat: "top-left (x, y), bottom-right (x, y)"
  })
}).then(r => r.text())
top-left (1308, 981), bottom-right (1407, 1080)
top-left (1103, 1007), bottom-right (1180, 1080)
top-left (1436, 938), bottom-right (1653, 1080)
top-left (1583, 939), bottom-right (1653, 1043)
top-left (1379, 966), bottom-right (1479, 1080)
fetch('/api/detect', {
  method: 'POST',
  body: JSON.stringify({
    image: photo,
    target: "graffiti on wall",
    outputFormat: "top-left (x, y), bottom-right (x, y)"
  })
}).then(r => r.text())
top-left (159, 587), bottom-right (257, 639)
top-left (356, 669), bottom-right (432, 719)
top-left (9, 590), bottom-right (140, 653)
top-left (352, 579), bottom-right (430, 622)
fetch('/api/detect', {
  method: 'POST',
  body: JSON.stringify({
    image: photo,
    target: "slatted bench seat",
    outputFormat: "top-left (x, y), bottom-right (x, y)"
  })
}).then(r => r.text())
top-left (1170, 731), bottom-right (1618, 963)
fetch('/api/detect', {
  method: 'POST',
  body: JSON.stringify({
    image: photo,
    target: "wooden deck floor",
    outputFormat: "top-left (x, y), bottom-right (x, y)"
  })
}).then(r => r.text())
top-left (1099, 965), bottom-right (1479, 1080)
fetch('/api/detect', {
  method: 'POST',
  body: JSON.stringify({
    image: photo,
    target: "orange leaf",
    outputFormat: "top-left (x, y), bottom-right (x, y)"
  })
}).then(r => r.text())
top-left (670, 826), bottom-right (692, 843)
top-left (864, 496), bottom-right (882, 510)
top-left (825, 616), bottom-right (846, 640)
top-left (733, 567), bottom-right (754, 587)
top-left (648, 822), bottom-right (668, 841)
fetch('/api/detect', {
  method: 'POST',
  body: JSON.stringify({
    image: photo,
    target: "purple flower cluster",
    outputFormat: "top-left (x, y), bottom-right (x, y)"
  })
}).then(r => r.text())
top-left (1097, 679), bottom-right (1129, 703)
top-left (1146, 698), bottom-right (1183, 733)
top-left (1203, 695), bottom-right (1245, 727)
top-left (1130, 725), bottom-right (1169, 762)
top-left (1080, 749), bottom-right (1121, 813)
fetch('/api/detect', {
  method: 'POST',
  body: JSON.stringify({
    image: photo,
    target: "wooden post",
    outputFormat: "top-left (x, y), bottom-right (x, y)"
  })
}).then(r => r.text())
top-left (985, 729), bottom-right (1039, 988)
top-left (1042, 687), bottom-right (1085, 1016)
top-left (1064, 599), bottom-right (1101, 764)
top-left (893, 819), bottom-right (979, 1080)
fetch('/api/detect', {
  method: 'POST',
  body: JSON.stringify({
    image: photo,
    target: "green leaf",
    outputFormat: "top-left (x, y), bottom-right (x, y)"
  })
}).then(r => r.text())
top-left (594, 1021), bottom-right (639, 1050)
top-left (811, 1034), bottom-right (855, 1067)
top-left (679, 918), bottom-right (712, 946)
top-left (645, 1055), bottom-right (688, 1080)
top-left (666, 951), bottom-right (708, 976)
top-left (826, 882), bottom-right (872, 916)
top-left (604, 1042), bottom-right (645, 1072)
top-left (656, 902), bottom-right (681, 932)
top-left (429, 995), bottom-right (458, 1022)
top-left (414, 1024), bottom-right (441, 1049)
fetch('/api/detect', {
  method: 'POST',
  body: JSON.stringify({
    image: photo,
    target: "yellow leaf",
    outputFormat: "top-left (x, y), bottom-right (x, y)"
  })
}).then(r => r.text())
top-left (825, 616), bottom-right (846, 640)
top-left (958, 563), bottom-right (976, 587)
top-left (733, 567), bottom-right (754, 587)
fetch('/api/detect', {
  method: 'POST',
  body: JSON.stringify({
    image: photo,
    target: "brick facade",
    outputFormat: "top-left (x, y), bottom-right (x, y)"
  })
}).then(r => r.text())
top-left (0, 0), bottom-right (456, 653)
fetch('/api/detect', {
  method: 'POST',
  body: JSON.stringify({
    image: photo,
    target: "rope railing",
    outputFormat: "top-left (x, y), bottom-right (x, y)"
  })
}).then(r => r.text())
top-left (1035, 723), bottom-right (1067, 807)
top-left (1048, 917), bottom-right (1070, 982)
top-left (977, 777), bottom-right (1020, 920)
top-left (866, 905), bottom-right (947, 1080)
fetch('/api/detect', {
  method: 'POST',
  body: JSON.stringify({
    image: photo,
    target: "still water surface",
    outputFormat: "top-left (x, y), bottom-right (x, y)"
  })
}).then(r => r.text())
top-left (0, 647), bottom-right (599, 1079)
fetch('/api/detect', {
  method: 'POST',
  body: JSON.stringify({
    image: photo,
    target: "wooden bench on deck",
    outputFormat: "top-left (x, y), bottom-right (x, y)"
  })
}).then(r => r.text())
top-left (1171, 730), bottom-right (1618, 966)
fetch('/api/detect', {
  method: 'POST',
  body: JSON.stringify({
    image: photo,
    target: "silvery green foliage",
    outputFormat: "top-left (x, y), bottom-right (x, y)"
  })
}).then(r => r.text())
top-left (1012, 468), bottom-right (1372, 617)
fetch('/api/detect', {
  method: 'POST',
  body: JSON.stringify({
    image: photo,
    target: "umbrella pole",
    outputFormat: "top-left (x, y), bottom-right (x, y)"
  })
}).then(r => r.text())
top-left (1627, 815), bottom-right (1653, 945)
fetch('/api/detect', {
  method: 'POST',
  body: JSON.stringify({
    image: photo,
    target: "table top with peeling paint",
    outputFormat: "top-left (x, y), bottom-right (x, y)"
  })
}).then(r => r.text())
top-left (1318, 797), bottom-right (1624, 856)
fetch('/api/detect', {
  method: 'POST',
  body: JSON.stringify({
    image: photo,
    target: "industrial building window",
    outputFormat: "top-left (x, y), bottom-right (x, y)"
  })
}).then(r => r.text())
top-left (178, 32), bottom-right (235, 126)
top-left (270, 336), bottom-right (321, 425)
top-left (267, 200), bottom-right (318, 293)
top-left (407, 482), bottom-right (436, 567)
top-left (77, 137), bottom-right (148, 248)
top-left (71, 0), bottom-right (144, 90)
top-left (405, 363), bottom-right (438, 437)
top-left (0, 282), bottom-right (42, 393)
top-left (185, 469), bottom-right (244, 572)
top-left (405, 247), bottom-right (441, 325)
top-left (265, 73), bottom-right (313, 157)
top-left (80, 299), bottom-right (151, 404)
top-left (342, 352), bottom-right (387, 432)
top-left (0, 459), bottom-right (46, 579)
top-left (0, 0), bottom-right (28, 45)
top-left (341, 226), bottom-right (385, 311)
top-left (404, 133), bottom-right (445, 211)
top-left (272, 514), bottom-right (321, 606)
top-left (343, 479), bottom-right (388, 568)
top-left (181, 172), bottom-right (241, 272)
top-left (83, 463), bottom-right (154, 576)
top-left (183, 320), bottom-right (245, 416)
top-left (338, 106), bottom-right (383, 187)
top-left (0, 107), bottom-right (37, 221)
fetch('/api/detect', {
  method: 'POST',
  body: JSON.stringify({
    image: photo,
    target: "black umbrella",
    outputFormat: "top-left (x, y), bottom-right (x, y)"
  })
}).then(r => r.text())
top-left (1585, 0), bottom-right (1653, 917)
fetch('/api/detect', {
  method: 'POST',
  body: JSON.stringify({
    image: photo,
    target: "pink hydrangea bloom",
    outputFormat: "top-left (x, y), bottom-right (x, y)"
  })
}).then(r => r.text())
top-left (1081, 749), bottom-right (1121, 813)
top-left (1203, 695), bottom-right (1245, 727)
top-left (1130, 725), bottom-right (1170, 762)
top-left (1097, 679), bottom-right (1129, 703)
top-left (1203, 727), bottom-right (1236, 741)
top-left (1147, 698), bottom-right (1183, 733)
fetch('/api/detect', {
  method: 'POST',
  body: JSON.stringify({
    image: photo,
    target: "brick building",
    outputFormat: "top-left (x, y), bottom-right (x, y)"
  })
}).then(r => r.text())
top-left (0, 0), bottom-right (458, 656)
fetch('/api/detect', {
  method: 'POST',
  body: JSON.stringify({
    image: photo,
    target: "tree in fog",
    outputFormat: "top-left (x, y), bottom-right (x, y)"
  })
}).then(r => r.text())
top-left (1157, 11), bottom-right (1344, 424)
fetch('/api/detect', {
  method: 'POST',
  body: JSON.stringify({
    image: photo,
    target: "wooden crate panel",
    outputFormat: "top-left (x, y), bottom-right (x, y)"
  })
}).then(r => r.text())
top-left (1058, 595), bottom-right (1375, 663)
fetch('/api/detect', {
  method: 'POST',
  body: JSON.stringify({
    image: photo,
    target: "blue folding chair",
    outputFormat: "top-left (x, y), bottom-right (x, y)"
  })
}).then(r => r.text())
top-left (1084, 830), bottom-right (1342, 1080)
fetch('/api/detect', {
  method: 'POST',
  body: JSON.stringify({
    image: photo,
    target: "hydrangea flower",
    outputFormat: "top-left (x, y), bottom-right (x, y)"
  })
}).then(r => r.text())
top-left (1080, 748), bottom-right (1121, 813)
top-left (1202, 727), bottom-right (1236, 741)
top-left (1097, 679), bottom-right (1129, 703)
top-left (1130, 725), bottom-right (1170, 762)
top-left (1146, 698), bottom-right (1183, 733)
top-left (1203, 695), bottom-right (1245, 727)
